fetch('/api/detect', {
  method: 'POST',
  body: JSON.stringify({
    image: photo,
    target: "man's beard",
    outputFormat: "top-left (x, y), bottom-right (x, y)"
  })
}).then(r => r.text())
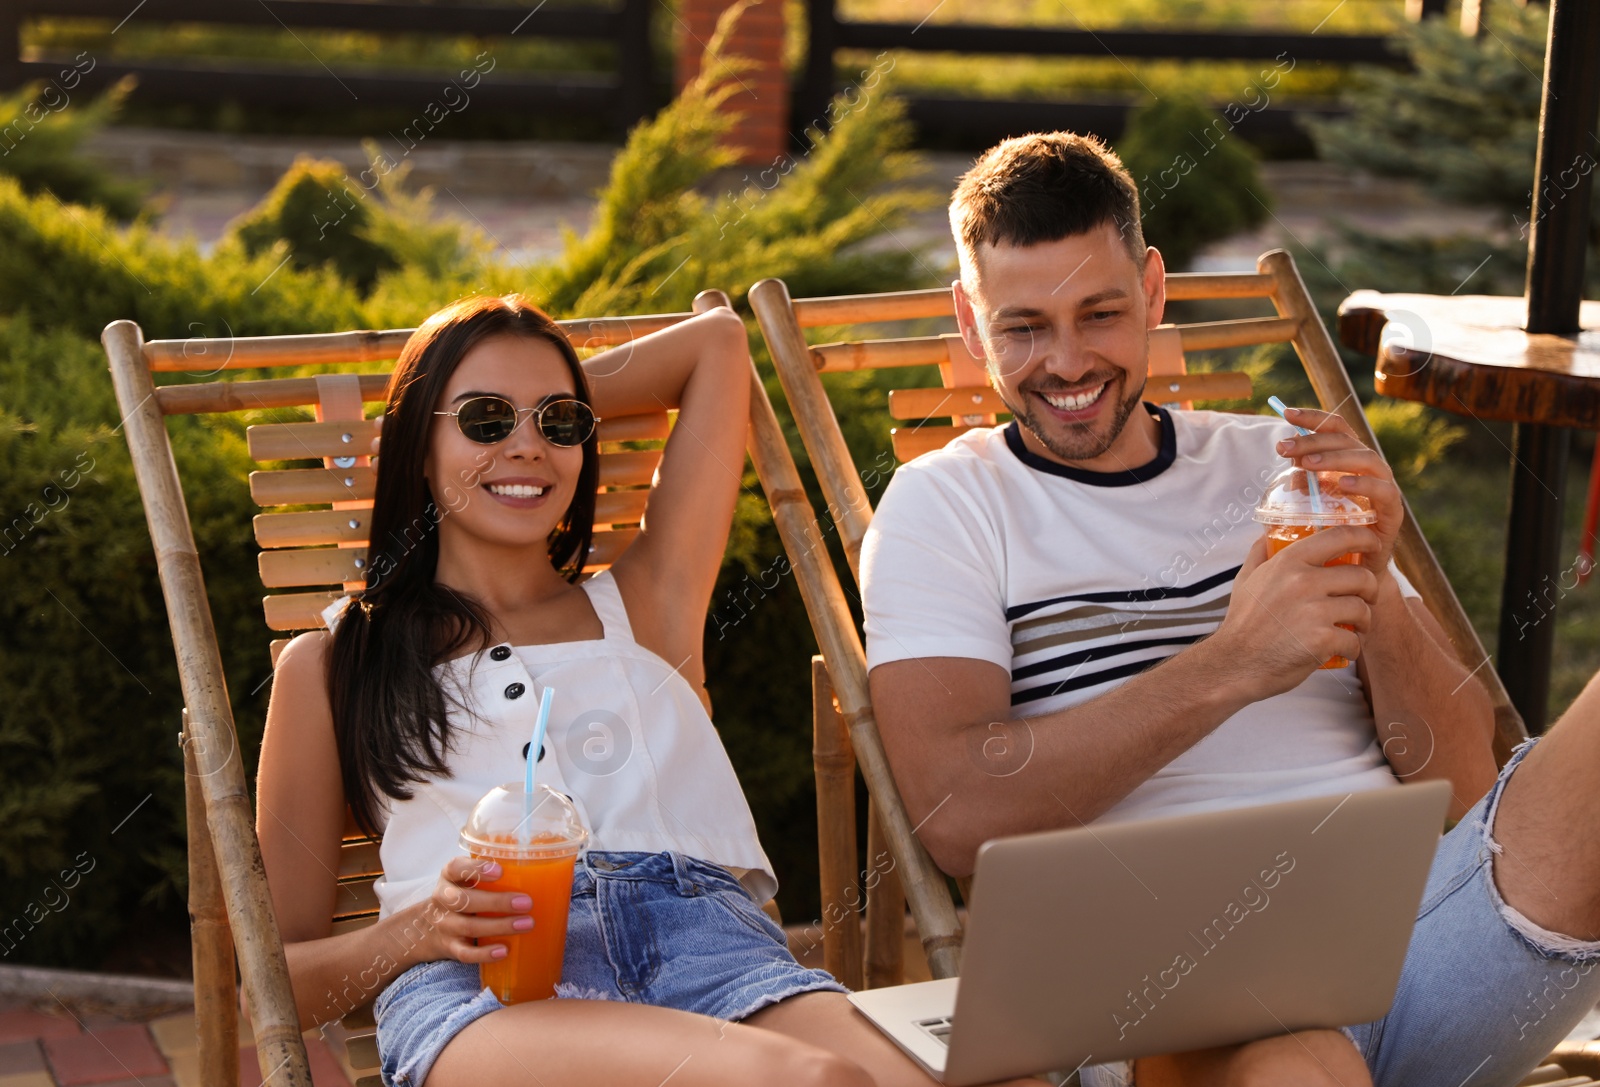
top-left (1005, 371), bottom-right (1147, 464)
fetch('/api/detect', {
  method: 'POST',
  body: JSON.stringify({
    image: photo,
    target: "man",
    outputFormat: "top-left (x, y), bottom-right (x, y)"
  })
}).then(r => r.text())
top-left (861, 132), bottom-right (1600, 1087)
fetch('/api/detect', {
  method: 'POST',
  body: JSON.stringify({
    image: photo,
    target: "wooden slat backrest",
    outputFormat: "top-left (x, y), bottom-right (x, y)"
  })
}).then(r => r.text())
top-left (749, 272), bottom-right (1271, 987)
top-left (326, 807), bottom-right (383, 1084)
top-left (748, 252), bottom-right (1526, 992)
top-left (134, 308), bottom-right (699, 1086)
top-left (163, 317), bottom-right (687, 667)
top-left (751, 273), bottom-right (1271, 583)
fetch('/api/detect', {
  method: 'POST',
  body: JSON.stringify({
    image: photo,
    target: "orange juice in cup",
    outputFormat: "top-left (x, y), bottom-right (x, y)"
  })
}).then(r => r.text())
top-left (460, 783), bottom-right (588, 1004)
top-left (1253, 467), bottom-right (1377, 670)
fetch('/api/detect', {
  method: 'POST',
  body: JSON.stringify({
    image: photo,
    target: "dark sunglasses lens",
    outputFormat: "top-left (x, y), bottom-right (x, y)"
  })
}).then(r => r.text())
top-left (538, 400), bottom-right (594, 446)
top-left (457, 397), bottom-right (518, 444)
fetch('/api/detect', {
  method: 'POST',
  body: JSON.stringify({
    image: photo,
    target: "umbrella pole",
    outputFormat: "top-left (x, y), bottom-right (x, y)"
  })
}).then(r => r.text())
top-left (1496, 0), bottom-right (1600, 732)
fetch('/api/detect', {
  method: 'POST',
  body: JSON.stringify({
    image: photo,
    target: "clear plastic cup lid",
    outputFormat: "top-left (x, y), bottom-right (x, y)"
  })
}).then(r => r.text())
top-left (460, 782), bottom-right (588, 860)
top-left (1253, 467), bottom-right (1376, 527)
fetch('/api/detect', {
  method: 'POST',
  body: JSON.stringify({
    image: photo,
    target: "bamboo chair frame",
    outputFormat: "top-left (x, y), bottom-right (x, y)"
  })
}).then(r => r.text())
top-left (749, 249), bottom-right (1530, 994)
top-left (103, 288), bottom-right (832, 1087)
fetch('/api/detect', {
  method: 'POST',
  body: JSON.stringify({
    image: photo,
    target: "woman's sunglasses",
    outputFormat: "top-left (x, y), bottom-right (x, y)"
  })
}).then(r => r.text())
top-left (434, 396), bottom-right (599, 447)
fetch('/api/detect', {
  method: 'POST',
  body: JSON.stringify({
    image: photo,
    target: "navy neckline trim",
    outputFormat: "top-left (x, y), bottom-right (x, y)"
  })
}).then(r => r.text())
top-left (1003, 404), bottom-right (1176, 487)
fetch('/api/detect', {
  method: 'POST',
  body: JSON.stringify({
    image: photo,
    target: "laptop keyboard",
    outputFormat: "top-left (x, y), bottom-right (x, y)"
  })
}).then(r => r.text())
top-left (917, 1016), bottom-right (954, 1046)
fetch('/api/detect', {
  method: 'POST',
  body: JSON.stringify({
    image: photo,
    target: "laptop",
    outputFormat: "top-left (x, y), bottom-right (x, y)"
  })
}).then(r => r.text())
top-left (849, 780), bottom-right (1450, 1086)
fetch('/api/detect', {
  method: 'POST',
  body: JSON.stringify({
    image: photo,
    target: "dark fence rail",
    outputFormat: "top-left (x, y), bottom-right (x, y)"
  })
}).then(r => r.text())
top-left (799, 0), bottom-right (1417, 150)
top-left (0, 0), bottom-right (653, 130)
top-left (835, 23), bottom-right (1404, 64)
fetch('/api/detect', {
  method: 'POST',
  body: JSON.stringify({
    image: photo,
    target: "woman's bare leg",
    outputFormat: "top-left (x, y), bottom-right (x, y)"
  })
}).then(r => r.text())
top-left (428, 998), bottom-right (874, 1087)
top-left (742, 991), bottom-right (1051, 1086)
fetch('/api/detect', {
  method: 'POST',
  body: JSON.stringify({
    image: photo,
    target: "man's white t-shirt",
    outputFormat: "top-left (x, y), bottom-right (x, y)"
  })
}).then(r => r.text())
top-left (862, 406), bottom-right (1411, 824)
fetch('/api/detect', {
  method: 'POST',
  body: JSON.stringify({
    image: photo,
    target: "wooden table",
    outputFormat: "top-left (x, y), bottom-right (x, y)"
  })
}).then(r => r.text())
top-left (1338, 291), bottom-right (1600, 732)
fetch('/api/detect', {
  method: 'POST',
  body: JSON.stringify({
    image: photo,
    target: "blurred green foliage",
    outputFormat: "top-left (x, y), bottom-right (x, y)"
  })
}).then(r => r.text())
top-left (1309, 0), bottom-right (1546, 214)
top-left (1307, 0), bottom-right (1596, 299)
top-left (0, 49), bottom-right (937, 967)
top-left (229, 159), bottom-right (401, 294)
top-left (0, 75), bottom-right (143, 218)
top-left (1294, 0), bottom-right (1599, 714)
top-left (1116, 94), bottom-right (1270, 271)
top-left (25, 7), bottom-right (633, 140)
top-left (835, 0), bottom-right (1403, 115)
top-left (226, 152), bottom-right (485, 296)
top-left (28, 0), bottom-right (1402, 140)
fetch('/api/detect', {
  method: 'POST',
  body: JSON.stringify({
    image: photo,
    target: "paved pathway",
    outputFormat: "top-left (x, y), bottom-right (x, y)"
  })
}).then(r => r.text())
top-left (85, 127), bottom-right (614, 267)
top-left (0, 922), bottom-right (932, 1087)
top-left (0, 998), bottom-right (355, 1087)
top-left (84, 129), bottom-right (1504, 276)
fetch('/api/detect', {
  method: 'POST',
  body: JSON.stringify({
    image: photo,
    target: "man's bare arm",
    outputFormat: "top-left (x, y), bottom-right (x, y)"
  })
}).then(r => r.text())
top-left (1280, 406), bottom-right (1497, 819)
top-left (873, 644), bottom-right (1250, 877)
top-left (871, 527), bottom-right (1382, 877)
top-left (1358, 577), bottom-right (1497, 819)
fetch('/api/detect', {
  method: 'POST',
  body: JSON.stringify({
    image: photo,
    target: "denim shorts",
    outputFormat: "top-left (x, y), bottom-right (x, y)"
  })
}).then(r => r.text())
top-left (373, 850), bottom-right (847, 1087)
top-left (1082, 738), bottom-right (1600, 1087)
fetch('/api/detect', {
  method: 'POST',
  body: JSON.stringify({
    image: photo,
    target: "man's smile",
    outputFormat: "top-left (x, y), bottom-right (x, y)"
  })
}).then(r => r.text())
top-left (1036, 381), bottom-right (1109, 414)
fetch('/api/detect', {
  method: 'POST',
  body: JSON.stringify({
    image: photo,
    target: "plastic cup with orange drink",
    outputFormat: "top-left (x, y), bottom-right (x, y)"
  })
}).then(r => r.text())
top-left (1253, 465), bottom-right (1377, 670)
top-left (460, 781), bottom-right (588, 1004)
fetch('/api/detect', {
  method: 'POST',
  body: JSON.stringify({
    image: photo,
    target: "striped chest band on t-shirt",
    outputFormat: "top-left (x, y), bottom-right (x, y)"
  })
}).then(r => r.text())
top-left (1005, 565), bottom-right (1240, 706)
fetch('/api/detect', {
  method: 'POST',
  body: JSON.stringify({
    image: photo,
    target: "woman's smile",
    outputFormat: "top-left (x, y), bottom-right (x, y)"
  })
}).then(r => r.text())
top-left (482, 476), bottom-right (555, 508)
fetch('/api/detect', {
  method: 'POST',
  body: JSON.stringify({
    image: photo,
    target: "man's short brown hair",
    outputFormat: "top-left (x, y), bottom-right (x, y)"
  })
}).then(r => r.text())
top-left (949, 131), bottom-right (1145, 275)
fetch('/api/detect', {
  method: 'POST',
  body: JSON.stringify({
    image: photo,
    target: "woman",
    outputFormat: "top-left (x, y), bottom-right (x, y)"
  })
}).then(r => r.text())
top-left (257, 295), bottom-right (1045, 1087)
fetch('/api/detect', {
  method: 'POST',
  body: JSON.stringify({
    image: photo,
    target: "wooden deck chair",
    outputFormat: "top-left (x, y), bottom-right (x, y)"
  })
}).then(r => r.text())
top-left (102, 289), bottom-right (826, 1087)
top-left (748, 249), bottom-right (1535, 994)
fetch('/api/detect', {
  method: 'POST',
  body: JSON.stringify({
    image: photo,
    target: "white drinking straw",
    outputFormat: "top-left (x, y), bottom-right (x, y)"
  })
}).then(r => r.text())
top-left (1267, 396), bottom-right (1324, 516)
top-left (523, 686), bottom-right (555, 843)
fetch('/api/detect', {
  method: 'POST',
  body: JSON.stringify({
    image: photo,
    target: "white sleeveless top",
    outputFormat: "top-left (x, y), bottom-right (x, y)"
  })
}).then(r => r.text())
top-left (360, 570), bottom-right (777, 918)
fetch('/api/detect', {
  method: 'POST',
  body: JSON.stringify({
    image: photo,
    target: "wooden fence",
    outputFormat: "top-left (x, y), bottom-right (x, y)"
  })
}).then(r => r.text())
top-left (0, 0), bottom-right (1486, 154)
top-left (799, 0), bottom-right (1436, 149)
top-left (0, 0), bottom-right (654, 132)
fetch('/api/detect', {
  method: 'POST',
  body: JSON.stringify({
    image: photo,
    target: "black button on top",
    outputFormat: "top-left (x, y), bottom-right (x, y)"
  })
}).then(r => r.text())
top-left (504, 682), bottom-right (526, 699)
top-left (521, 742), bottom-right (546, 762)
top-left (489, 645), bottom-right (511, 661)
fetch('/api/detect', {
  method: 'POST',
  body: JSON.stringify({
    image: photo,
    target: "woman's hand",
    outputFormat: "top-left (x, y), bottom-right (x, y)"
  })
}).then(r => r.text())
top-left (403, 856), bottom-right (534, 966)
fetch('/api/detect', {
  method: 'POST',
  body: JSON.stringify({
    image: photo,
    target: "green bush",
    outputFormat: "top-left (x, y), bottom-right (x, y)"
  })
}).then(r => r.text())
top-left (1306, 0), bottom-right (1598, 302)
top-left (0, 24), bottom-right (938, 964)
top-left (227, 149), bottom-right (487, 296)
top-left (1116, 94), bottom-right (1270, 271)
top-left (1308, 0), bottom-right (1547, 216)
top-left (0, 175), bottom-right (367, 344)
top-left (0, 77), bottom-right (143, 219)
top-left (1292, 0), bottom-right (1600, 719)
top-left (1364, 398), bottom-right (1466, 490)
top-left (0, 318), bottom-right (268, 964)
top-left (229, 158), bottom-right (400, 293)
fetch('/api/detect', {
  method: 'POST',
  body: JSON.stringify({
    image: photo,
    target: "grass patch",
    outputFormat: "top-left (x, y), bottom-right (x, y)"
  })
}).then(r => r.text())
top-left (1404, 434), bottom-right (1600, 720)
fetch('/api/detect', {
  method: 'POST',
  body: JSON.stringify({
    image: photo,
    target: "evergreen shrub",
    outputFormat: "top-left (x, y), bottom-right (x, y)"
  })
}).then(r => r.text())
top-left (0, 35), bottom-right (937, 965)
top-left (0, 77), bottom-right (143, 219)
top-left (1116, 94), bottom-right (1270, 271)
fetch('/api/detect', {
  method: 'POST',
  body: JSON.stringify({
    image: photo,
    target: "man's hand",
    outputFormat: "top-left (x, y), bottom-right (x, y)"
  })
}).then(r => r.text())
top-left (1275, 406), bottom-right (1402, 576)
top-left (1211, 529), bottom-right (1380, 699)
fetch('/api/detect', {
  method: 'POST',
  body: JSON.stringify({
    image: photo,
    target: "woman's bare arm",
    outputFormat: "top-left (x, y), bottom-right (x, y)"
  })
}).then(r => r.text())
top-left (256, 633), bottom-right (529, 1030)
top-left (593, 308), bottom-right (753, 684)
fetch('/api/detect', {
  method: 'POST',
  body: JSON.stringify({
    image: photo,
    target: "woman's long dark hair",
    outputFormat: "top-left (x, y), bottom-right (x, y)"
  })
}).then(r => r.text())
top-left (328, 295), bottom-right (600, 838)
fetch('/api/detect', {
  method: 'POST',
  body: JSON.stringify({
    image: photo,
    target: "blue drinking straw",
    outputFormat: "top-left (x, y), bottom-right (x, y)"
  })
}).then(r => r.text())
top-left (1267, 396), bottom-right (1324, 516)
top-left (523, 686), bottom-right (555, 843)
